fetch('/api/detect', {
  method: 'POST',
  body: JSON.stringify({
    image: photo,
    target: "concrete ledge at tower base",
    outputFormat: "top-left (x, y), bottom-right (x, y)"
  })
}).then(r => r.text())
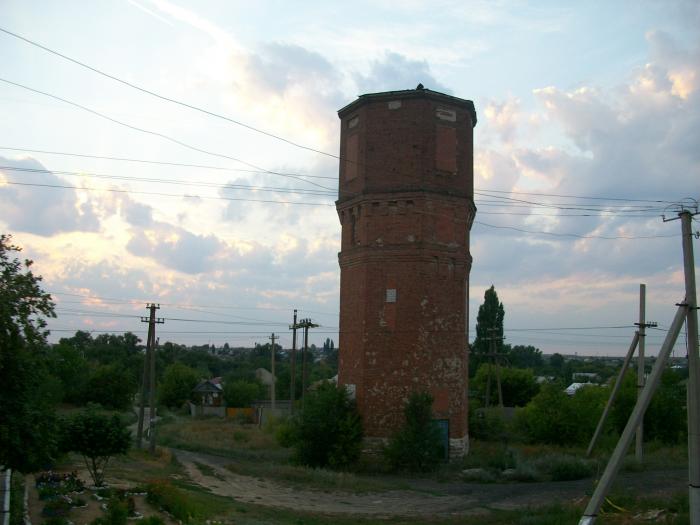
top-left (449, 435), bottom-right (469, 458)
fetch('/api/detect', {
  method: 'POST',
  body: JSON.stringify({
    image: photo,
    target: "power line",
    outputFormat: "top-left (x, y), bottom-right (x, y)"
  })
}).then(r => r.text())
top-left (0, 146), bottom-right (336, 180)
top-left (473, 220), bottom-right (679, 239)
top-left (1, 180), bottom-right (335, 207)
top-left (0, 26), bottom-right (340, 161)
top-left (0, 165), bottom-right (336, 197)
top-left (0, 77), bottom-right (335, 192)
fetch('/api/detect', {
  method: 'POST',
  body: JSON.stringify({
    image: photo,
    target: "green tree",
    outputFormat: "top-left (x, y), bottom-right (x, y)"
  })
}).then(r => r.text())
top-left (47, 341), bottom-right (89, 404)
top-left (85, 364), bottom-right (137, 410)
top-left (0, 234), bottom-right (62, 472)
top-left (223, 379), bottom-right (261, 407)
top-left (471, 285), bottom-right (505, 376)
top-left (283, 383), bottom-right (362, 469)
top-left (507, 345), bottom-right (544, 370)
top-left (66, 409), bottom-right (130, 486)
top-left (158, 363), bottom-right (199, 408)
top-left (472, 364), bottom-right (540, 407)
top-left (384, 392), bottom-right (444, 472)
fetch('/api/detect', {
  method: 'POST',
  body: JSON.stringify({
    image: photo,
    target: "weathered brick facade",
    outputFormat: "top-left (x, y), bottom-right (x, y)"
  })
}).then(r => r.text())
top-left (336, 88), bottom-right (477, 457)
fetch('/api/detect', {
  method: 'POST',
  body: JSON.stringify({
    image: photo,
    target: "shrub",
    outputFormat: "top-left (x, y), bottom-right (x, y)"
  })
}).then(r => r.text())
top-left (42, 498), bottom-right (72, 518)
top-left (469, 407), bottom-right (510, 441)
top-left (146, 480), bottom-right (197, 522)
top-left (65, 409), bottom-right (131, 486)
top-left (223, 379), bottom-right (261, 407)
top-left (284, 383), bottom-right (363, 469)
top-left (472, 365), bottom-right (540, 407)
top-left (534, 454), bottom-right (596, 481)
top-left (140, 517), bottom-right (165, 525)
top-left (384, 392), bottom-right (444, 472)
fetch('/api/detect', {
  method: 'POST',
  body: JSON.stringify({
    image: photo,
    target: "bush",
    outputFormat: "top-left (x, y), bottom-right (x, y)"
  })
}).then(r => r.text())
top-left (223, 379), bottom-right (261, 407)
top-left (469, 407), bottom-right (510, 441)
top-left (65, 409), bottom-right (130, 486)
top-left (516, 383), bottom-right (608, 446)
top-left (283, 383), bottom-right (363, 469)
top-left (146, 480), bottom-right (197, 522)
top-left (472, 365), bottom-right (540, 407)
top-left (384, 392), bottom-right (444, 472)
top-left (533, 454), bottom-right (596, 481)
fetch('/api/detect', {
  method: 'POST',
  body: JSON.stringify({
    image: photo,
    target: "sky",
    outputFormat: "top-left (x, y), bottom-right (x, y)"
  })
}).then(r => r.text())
top-left (0, 0), bottom-right (698, 356)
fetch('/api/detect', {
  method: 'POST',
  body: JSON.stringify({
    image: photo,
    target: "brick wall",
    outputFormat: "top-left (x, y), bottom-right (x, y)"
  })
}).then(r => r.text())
top-left (336, 89), bottom-right (477, 454)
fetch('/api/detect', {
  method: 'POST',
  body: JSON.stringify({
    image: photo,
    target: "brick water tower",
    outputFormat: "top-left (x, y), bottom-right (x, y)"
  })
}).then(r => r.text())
top-left (336, 86), bottom-right (477, 456)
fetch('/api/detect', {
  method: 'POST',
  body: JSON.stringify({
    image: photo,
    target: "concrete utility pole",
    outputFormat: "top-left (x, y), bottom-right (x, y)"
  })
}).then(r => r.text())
top-left (139, 304), bottom-right (163, 455)
top-left (297, 318), bottom-right (318, 409)
top-left (269, 332), bottom-right (278, 410)
top-left (289, 310), bottom-right (300, 412)
top-left (679, 210), bottom-right (700, 524)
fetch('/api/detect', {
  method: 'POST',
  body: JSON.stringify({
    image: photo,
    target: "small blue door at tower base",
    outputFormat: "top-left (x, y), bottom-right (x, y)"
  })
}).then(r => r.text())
top-left (435, 419), bottom-right (449, 460)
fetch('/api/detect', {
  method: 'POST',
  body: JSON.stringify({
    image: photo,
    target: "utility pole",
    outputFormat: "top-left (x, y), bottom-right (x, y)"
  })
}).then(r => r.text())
top-left (485, 327), bottom-right (505, 408)
top-left (139, 304), bottom-right (163, 456)
top-left (289, 310), bottom-right (300, 412)
top-left (269, 333), bottom-right (277, 411)
top-left (579, 205), bottom-right (699, 524)
top-left (679, 209), bottom-right (700, 524)
top-left (298, 318), bottom-right (318, 409)
top-left (634, 284), bottom-right (657, 462)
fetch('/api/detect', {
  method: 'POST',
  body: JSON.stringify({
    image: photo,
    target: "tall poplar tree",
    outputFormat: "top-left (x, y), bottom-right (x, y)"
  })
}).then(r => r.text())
top-left (471, 285), bottom-right (505, 376)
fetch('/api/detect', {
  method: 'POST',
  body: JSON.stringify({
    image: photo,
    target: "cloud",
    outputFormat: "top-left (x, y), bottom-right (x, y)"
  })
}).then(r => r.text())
top-left (126, 222), bottom-right (223, 274)
top-left (355, 51), bottom-right (450, 94)
top-left (0, 156), bottom-right (100, 236)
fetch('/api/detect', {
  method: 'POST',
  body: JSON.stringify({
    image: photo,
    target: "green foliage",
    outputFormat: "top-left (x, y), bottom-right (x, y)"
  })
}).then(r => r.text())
top-left (158, 362), bottom-right (199, 408)
top-left (146, 480), bottom-right (197, 522)
top-left (84, 364), bottom-right (137, 410)
top-left (612, 369), bottom-right (687, 444)
top-left (469, 407), bottom-right (510, 442)
top-left (139, 517), bottom-right (165, 525)
top-left (48, 341), bottom-right (89, 403)
top-left (384, 392), bottom-right (444, 472)
top-left (516, 383), bottom-right (608, 446)
top-left (65, 409), bottom-right (130, 486)
top-left (283, 383), bottom-right (362, 469)
top-left (223, 378), bottom-right (262, 407)
top-left (472, 364), bottom-right (540, 407)
top-left (91, 497), bottom-right (128, 525)
top-left (0, 234), bottom-right (63, 472)
top-left (471, 285), bottom-right (505, 376)
top-left (506, 345), bottom-right (544, 369)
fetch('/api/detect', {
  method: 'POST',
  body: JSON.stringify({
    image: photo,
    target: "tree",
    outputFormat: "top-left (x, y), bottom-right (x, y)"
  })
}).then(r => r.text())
top-left (223, 378), bottom-right (261, 407)
top-left (158, 363), bottom-right (199, 408)
top-left (472, 364), bottom-right (540, 407)
top-left (384, 392), bottom-right (444, 472)
top-left (84, 365), bottom-right (137, 410)
top-left (507, 345), bottom-right (544, 370)
top-left (66, 409), bottom-right (130, 486)
top-left (471, 285), bottom-right (505, 376)
top-left (283, 383), bottom-right (362, 469)
top-left (0, 234), bottom-right (62, 472)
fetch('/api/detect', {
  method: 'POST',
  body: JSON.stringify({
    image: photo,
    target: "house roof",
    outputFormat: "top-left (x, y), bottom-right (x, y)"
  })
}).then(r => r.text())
top-left (193, 379), bottom-right (223, 393)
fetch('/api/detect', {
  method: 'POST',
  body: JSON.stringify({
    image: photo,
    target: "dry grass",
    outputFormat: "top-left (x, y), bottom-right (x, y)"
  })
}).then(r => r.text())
top-left (157, 416), bottom-right (289, 461)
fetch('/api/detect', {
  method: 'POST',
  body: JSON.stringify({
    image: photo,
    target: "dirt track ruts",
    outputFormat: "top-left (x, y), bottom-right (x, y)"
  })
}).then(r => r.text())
top-left (173, 448), bottom-right (687, 517)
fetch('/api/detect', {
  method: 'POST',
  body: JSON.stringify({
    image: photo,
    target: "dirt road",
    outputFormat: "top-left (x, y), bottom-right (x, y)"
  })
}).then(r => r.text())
top-left (173, 449), bottom-right (687, 517)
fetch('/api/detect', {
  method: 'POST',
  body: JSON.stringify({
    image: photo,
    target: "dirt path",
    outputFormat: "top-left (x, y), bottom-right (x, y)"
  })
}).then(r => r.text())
top-left (173, 449), bottom-right (687, 517)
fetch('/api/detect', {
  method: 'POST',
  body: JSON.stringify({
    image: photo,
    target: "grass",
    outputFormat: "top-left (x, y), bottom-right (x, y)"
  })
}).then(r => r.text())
top-left (157, 416), bottom-right (290, 461)
top-left (9, 471), bottom-right (25, 525)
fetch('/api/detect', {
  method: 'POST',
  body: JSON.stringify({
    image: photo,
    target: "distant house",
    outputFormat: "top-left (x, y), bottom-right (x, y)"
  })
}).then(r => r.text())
top-left (573, 372), bottom-right (600, 383)
top-left (192, 377), bottom-right (224, 407)
top-left (564, 382), bottom-right (595, 396)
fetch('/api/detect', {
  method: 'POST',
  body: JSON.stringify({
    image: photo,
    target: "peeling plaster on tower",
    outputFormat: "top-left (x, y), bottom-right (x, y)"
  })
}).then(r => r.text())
top-left (335, 87), bottom-right (477, 457)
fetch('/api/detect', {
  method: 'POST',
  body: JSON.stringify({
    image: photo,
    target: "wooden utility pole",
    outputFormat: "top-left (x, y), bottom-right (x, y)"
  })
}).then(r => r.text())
top-left (139, 304), bottom-right (163, 455)
top-left (269, 332), bottom-right (278, 410)
top-left (289, 310), bottom-right (300, 412)
top-left (485, 327), bottom-right (505, 408)
top-left (297, 318), bottom-right (318, 409)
